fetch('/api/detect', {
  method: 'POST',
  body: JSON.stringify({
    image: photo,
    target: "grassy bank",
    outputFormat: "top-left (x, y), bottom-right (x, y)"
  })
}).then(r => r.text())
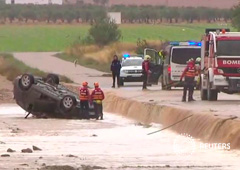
top-left (0, 23), bottom-right (234, 52)
top-left (56, 53), bottom-right (110, 73)
top-left (0, 53), bottom-right (73, 82)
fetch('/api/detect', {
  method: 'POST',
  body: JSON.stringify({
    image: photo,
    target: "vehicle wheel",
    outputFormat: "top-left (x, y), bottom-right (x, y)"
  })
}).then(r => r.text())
top-left (166, 85), bottom-right (171, 90)
top-left (119, 78), bottom-right (124, 86)
top-left (19, 74), bottom-right (34, 90)
top-left (196, 85), bottom-right (200, 90)
top-left (161, 76), bottom-right (166, 90)
top-left (61, 95), bottom-right (76, 111)
top-left (200, 78), bottom-right (207, 100)
top-left (207, 79), bottom-right (218, 101)
top-left (46, 74), bottom-right (59, 85)
top-left (201, 87), bottom-right (207, 101)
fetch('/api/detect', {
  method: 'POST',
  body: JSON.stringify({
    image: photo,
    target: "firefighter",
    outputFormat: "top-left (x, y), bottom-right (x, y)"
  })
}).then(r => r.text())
top-left (180, 59), bottom-right (197, 102)
top-left (91, 82), bottom-right (105, 120)
top-left (158, 50), bottom-right (166, 61)
top-left (79, 81), bottom-right (90, 119)
top-left (142, 55), bottom-right (151, 90)
top-left (110, 55), bottom-right (121, 88)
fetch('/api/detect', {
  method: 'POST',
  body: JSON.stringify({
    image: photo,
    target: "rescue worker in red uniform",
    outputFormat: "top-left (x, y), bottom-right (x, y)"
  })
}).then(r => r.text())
top-left (180, 59), bottom-right (197, 102)
top-left (142, 55), bottom-right (151, 90)
top-left (91, 82), bottom-right (105, 120)
top-left (79, 81), bottom-right (90, 119)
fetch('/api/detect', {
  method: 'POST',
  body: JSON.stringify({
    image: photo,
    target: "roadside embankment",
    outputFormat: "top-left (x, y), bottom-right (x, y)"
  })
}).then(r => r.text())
top-left (0, 75), bottom-right (14, 103)
top-left (104, 92), bottom-right (240, 149)
top-left (0, 53), bottom-right (72, 83)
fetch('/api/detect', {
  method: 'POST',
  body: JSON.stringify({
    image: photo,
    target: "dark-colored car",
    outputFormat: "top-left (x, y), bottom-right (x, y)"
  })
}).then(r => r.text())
top-left (13, 73), bottom-right (96, 119)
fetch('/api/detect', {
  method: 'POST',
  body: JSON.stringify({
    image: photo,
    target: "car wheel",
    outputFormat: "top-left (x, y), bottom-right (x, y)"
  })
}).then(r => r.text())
top-left (19, 74), bottom-right (34, 90)
top-left (46, 74), bottom-right (59, 85)
top-left (207, 77), bottom-right (218, 101)
top-left (119, 78), bottom-right (124, 86)
top-left (161, 76), bottom-right (166, 90)
top-left (61, 95), bottom-right (76, 111)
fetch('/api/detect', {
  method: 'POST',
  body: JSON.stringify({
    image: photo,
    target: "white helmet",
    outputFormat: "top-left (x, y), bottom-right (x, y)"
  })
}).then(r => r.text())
top-left (196, 57), bottom-right (201, 63)
top-left (144, 55), bottom-right (151, 60)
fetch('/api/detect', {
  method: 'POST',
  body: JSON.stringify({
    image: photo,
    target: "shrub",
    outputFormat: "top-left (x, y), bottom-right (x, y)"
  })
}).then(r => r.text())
top-left (89, 18), bottom-right (121, 46)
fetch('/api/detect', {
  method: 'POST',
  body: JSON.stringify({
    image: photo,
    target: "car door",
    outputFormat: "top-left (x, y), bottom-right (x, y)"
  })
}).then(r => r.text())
top-left (144, 48), bottom-right (163, 85)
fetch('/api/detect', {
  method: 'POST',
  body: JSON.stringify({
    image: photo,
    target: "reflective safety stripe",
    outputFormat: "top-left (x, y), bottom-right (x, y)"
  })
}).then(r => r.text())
top-left (185, 67), bottom-right (196, 78)
top-left (79, 88), bottom-right (89, 101)
top-left (92, 89), bottom-right (104, 100)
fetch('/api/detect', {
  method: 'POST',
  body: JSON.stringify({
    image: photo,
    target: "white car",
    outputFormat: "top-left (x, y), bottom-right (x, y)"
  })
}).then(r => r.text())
top-left (119, 56), bottom-right (144, 86)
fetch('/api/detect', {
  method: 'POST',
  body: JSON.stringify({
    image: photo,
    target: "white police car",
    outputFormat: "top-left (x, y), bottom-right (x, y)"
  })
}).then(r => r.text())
top-left (119, 55), bottom-right (144, 86)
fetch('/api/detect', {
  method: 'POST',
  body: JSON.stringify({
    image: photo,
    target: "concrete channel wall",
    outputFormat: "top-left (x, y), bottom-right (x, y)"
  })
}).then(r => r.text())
top-left (104, 92), bottom-right (240, 149)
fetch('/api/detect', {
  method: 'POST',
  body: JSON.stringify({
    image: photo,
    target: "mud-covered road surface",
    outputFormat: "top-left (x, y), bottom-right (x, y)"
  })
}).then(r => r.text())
top-left (1, 104), bottom-right (240, 170)
top-left (0, 75), bottom-right (14, 104)
top-left (1, 52), bottom-right (237, 169)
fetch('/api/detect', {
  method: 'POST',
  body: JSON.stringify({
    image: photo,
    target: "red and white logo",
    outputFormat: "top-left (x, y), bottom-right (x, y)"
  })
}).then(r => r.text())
top-left (222, 60), bottom-right (240, 65)
top-left (218, 59), bottom-right (240, 67)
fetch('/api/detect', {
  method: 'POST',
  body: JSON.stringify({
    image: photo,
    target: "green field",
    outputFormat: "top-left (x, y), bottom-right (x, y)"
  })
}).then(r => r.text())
top-left (0, 23), bottom-right (234, 52)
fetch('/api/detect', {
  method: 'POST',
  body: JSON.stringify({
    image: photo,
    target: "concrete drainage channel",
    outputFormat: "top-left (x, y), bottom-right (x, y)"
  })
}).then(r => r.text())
top-left (104, 92), bottom-right (240, 149)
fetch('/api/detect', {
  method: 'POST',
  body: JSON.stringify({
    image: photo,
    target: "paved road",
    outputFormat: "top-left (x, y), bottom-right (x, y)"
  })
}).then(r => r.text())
top-left (13, 52), bottom-right (240, 117)
top-left (14, 52), bottom-right (111, 88)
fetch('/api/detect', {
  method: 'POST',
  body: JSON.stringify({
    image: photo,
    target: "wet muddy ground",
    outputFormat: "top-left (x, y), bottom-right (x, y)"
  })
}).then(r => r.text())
top-left (0, 104), bottom-right (240, 170)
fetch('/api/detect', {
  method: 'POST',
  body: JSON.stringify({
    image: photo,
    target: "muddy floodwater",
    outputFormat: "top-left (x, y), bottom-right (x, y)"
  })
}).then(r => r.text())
top-left (0, 104), bottom-right (240, 170)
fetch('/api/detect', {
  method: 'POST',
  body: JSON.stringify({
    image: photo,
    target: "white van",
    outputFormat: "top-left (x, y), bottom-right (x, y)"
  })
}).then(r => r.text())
top-left (161, 42), bottom-right (201, 89)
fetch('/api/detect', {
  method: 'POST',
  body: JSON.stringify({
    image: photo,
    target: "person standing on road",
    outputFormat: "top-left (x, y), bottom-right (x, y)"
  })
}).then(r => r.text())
top-left (79, 81), bottom-right (90, 119)
top-left (91, 82), bottom-right (105, 120)
top-left (110, 55), bottom-right (121, 88)
top-left (142, 55), bottom-right (151, 90)
top-left (180, 59), bottom-right (197, 102)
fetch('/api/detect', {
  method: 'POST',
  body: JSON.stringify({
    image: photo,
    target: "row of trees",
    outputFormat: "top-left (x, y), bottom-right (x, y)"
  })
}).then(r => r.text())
top-left (113, 5), bottom-right (232, 23)
top-left (0, 3), bottom-right (232, 24)
top-left (232, 4), bottom-right (240, 30)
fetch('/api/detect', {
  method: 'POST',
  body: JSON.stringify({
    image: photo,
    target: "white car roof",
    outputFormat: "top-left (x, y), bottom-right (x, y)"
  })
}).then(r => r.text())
top-left (172, 46), bottom-right (201, 49)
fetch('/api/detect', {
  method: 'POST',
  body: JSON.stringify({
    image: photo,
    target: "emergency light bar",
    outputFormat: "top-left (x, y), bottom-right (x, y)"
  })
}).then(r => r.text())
top-left (170, 41), bottom-right (201, 46)
top-left (122, 54), bottom-right (144, 59)
top-left (123, 54), bottom-right (130, 58)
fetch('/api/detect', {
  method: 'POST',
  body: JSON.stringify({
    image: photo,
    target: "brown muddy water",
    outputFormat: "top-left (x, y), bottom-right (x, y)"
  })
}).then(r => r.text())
top-left (0, 104), bottom-right (240, 170)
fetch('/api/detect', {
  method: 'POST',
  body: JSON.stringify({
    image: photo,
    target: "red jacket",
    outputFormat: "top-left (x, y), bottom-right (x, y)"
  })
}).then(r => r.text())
top-left (142, 60), bottom-right (150, 73)
top-left (180, 62), bottom-right (197, 80)
top-left (79, 87), bottom-right (90, 101)
top-left (91, 87), bottom-right (105, 101)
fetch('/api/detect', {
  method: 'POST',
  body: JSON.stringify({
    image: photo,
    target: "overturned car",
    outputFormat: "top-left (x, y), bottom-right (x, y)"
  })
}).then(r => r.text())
top-left (13, 73), bottom-right (97, 119)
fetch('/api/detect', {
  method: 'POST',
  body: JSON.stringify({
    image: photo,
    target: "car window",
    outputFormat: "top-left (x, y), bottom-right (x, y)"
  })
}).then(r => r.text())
top-left (171, 48), bottom-right (201, 64)
top-left (122, 59), bottom-right (143, 67)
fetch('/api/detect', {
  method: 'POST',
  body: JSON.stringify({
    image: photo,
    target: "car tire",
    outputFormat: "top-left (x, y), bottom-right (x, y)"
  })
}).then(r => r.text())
top-left (207, 77), bottom-right (218, 101)
top-left (119, 78), bottom-right (124, 86)
top-left (61, 95), bottom-right (76, 111)
top-left (201, 87), bottom-right (207, 101)
top-left (200, 78), bottom-right (207, 100)
top-left (19, 74), bottom-right (34, 91)
top-left (161, 76), bottom-right (166, 90)
top-left (46, 74), bottom-right (59, 85)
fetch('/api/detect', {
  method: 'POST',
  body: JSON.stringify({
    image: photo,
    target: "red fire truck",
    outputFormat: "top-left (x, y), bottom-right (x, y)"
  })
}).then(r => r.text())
top-left (200, 28), bottom-right (240, 101)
